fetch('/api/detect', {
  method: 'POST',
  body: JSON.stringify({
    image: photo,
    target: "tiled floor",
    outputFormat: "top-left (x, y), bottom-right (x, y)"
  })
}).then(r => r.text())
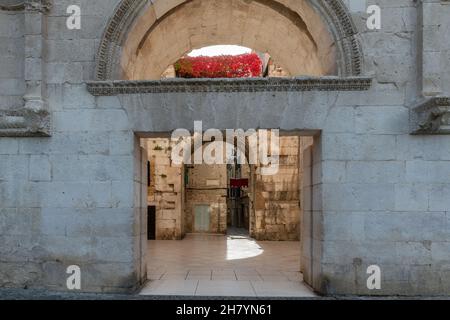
top-left (140, 232), bottom-right (316, 297)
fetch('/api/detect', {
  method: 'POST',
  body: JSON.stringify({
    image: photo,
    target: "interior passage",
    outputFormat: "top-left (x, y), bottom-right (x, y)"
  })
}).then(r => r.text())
top-left (140, 233), bottom-right (316, 297)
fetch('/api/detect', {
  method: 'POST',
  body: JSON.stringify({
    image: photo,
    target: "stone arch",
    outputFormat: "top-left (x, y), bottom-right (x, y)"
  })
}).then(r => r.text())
top-left (94, 0), bottom-right (363, 81)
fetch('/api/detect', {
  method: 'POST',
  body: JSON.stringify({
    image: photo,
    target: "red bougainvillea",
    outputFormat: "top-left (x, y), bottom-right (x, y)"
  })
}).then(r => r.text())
top-left (174, 53), bottom-right (262, 78)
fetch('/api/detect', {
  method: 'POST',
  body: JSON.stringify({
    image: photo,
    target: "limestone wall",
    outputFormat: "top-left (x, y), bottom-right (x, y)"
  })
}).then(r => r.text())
top-left (185, 189), bottom-right (227, 234)
top-left (0, 9), bottom-right (24, 111)
top-left (440, 2), bottom-right (450, 95)
top-left (417, 0), bottom-right (450, 96)
top-left (146, 139), bottom-right (184, 240)
top-left (133, 140), bottom-right (148, 288)
top-left (0, 0), bottom-right (450, 296)
top-left (251, 136), bottom-right (303, 241)
top-left (185, 163), bottom-right (228, 234)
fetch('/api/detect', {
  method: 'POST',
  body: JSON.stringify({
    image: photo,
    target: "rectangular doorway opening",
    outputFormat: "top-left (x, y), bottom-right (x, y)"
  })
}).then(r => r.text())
top-left (135, 131), bottom-right (322, 297)
top-left (194, 205), bottom-right (211, 232)
top-left (147, 206), bottom-right (156, 240)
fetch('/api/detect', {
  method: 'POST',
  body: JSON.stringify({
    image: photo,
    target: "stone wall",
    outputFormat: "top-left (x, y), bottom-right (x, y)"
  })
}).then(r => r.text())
top-left (440, 2), bottom-right (450, 95)
top-left (250, 136), bottom-right (307, 241)
top-left (0, 8), bottom-right (24, 111)
top-left (133, 139), bottom-right (148, 289)
top-left (417, 0), bottom-right (450, 96)
top-left (185, 163), bottom-right (228, 234)
top-left (146, 138), bottom-right (184, 240)
top-left (185, 190), bottom-right (227, 234)
top-left (0, 0), bottom-right (450, 296)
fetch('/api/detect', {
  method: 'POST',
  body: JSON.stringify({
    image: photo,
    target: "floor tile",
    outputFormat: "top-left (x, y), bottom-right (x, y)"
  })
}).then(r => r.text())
top-left (212, 275), bottom-right (237, 281)
top-left (160, 272), bottom-right (188, 280)
top-left (283, 271), bottom-right (304, 282)
top-left (142, 234), bottom-right (314, 297)
top-left (148, 272), bottom-right (165, 280)
top-left (260, 275), bottom-right (290, 282)
top-left (236, 275), bottom-right (263, 281)
top-left (251, 281), bottom-right (317, 297)
top-left (140, 280), bottom-right (198, 296)
top-left (187, 275), bottom-right (212, 280)
top-left (195, 280), bottom-right (256, 297)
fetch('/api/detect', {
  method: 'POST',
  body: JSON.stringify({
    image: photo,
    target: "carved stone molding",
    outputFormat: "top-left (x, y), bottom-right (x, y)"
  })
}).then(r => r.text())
top-left (411, 97), bottom-right (450, 134)
top-left (95, 0), bottom-right (363, 81)
top-left (311, 0), bottom-right (362, 76)
top-left (0, 109), bottom-right (51, 137)
top-left (86, 77), bottom-right (372, 96)
top-left (24, 0), bottom-right (51, 13)
top-left (95, 0), bottom-right (146, 81)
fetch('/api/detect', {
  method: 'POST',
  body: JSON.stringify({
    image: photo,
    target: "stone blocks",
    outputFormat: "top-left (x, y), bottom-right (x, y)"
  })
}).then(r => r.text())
top-left (0, 0), bottom-right (450, 297)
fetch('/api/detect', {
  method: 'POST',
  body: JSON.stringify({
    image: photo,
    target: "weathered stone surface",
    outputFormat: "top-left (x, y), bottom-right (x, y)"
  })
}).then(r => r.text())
top-left (0, 0), bottom-right (450, 297)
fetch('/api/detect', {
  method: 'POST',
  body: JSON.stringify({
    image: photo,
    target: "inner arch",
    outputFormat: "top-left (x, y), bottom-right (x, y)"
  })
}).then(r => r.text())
top-left (120, 0), bottom-right (338, 80)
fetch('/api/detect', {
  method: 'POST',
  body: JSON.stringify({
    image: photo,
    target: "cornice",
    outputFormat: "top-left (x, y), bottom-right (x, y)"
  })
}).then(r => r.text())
top-left (86, 77), bottom-right (372, 96)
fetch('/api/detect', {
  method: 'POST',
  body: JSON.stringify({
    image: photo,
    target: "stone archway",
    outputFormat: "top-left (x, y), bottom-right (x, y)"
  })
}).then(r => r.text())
top-left (88, 0), bottom-right (369, 296)
top-left (94, 0), bottom-right (363, 81)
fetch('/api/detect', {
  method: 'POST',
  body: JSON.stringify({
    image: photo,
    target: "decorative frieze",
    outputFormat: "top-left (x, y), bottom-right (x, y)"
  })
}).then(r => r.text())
top-left (86, 77), bottom-right (372, 96)
top-left (411, 97), bottom-right (450, 134)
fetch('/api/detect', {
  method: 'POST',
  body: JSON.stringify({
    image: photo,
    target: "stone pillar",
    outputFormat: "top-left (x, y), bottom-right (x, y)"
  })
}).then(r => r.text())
top-left (417, 0), bottom-right (448, 97)
top-left (133, 137), bottom-right (149, 288)
top-left (0, 0), bottom-right (51, 136)
top-left (411, 0), bottom-right (450, 134)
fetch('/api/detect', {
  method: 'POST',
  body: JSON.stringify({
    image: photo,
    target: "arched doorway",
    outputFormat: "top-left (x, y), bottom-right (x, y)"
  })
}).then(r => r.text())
top-left (89, 0), bottom-right (368, 296)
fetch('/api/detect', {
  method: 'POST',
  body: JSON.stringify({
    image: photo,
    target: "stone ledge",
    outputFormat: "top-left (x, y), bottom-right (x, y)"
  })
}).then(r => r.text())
top-left (0, 108), bottom-right (51, 137)
top-left (86, 77), bottom-right (372, 96)
top-left (411, 97), bottom-right (450, 135)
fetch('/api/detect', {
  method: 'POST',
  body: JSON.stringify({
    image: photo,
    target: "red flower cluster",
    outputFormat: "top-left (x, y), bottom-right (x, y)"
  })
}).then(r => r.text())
top-left (174, 53), bottom-right (262, 78)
